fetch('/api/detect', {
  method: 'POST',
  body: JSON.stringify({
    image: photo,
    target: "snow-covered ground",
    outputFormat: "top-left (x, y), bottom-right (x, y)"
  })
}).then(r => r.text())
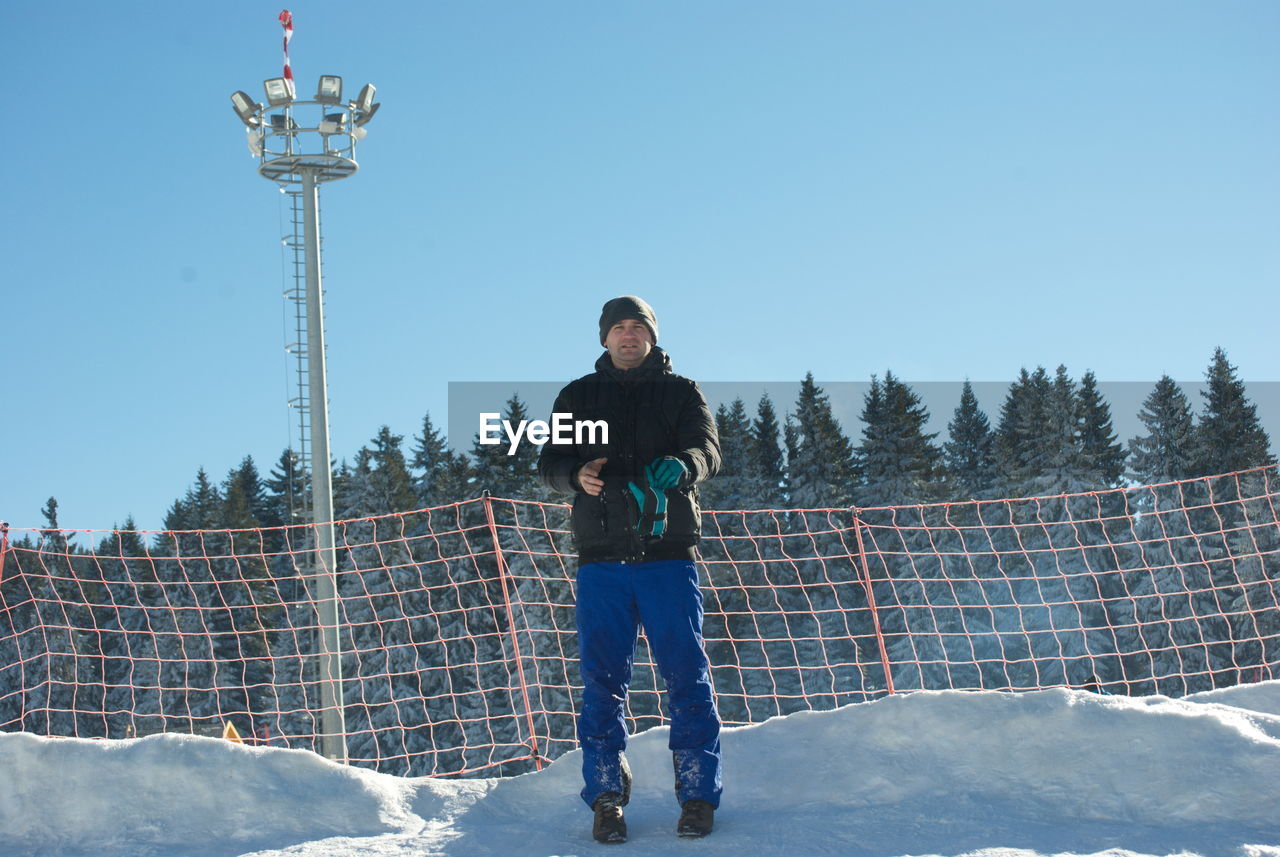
top-left (4, 684), bottom-right (1280, 857)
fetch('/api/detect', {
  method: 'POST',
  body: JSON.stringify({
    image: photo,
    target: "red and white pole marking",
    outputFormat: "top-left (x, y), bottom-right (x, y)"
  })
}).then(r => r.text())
top-left (279, 10), bottom-right (295, 96)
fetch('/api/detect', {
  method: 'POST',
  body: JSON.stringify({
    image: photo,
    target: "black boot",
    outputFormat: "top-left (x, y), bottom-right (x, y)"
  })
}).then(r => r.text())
top-left (593, 793), bottom-right (627, 844)
top-left (619, 753), bottom-right (632, 806)
top-left (677, 800), bottom-right (714, 838)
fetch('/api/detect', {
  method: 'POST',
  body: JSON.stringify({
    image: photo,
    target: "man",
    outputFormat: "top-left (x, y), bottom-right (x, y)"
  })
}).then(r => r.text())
top-left (538, 296), bottom-right (722, 844)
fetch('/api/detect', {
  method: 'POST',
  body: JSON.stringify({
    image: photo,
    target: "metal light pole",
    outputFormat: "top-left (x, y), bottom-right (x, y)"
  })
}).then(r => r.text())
top-left (229, 74), bottom-right (380, 764)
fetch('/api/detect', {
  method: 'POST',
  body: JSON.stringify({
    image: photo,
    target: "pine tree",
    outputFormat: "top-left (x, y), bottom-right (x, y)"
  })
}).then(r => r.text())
top-left (506, 395), bottom-right (544, 499)
top-left (1077, 371), bottom-right (1126, 488)
top-left (1012, 364), bottom-right (1124, 495)
top-left (205, 464), bottom-right (279, 731)
top-left (161, 497), bottom-right (189, 532)
top-left (437, 452), bottom-right (477, 503)
top-left (411, 412), bottom-right (480, 505)
top-left (782, 415), bottom-right (799, 506)
top-left (1038, 365), bottom-right (1088, 494)
top-left (856, 376), bottom-right (883, 488)
top-left (97, 516), bottom-right (146, 556)
top-left (222, 458), bottom-right (270, 531)
top-left (1186, 349), bottom-right (1276, 688)
top-left (787, 373), bottom-right (857, 508)
top-left (856, 371), bottom-right (941, 506)
top-left (471, 418), bottom-right (504, 496)
top-left (265, 449), bottom-right (310, 526)
top-left (190, 468), bottom-right (225, 528)
top-left (220, 458), bottom-right (270, 562)
top-left (749, 393), bottom-right (786, 508)
top-left (994, 367), bottom-right (1061, 496)
top-left (702, 399), bottom-right (753, 510)
top-left (335, 449), bottom-right (375, 519)
top-left (367, 426), bottom-right (420, 514)
top-left (1128, 376), bottom-right (1197, 484)
top-left (471, 395), bottom-right (541, 499)
top-left (1193, 348), bottom-right (1276, 477)
top-left (996, 367), bottom-right (1124, 495)
top-left (39, 497), bottom-right (69, 554)
top-left (411, 413), bottom-right (457, 505)
top-left (943, 381), bottom-right (997, 500)
top-left (164, 469), bottom-right (224, 531)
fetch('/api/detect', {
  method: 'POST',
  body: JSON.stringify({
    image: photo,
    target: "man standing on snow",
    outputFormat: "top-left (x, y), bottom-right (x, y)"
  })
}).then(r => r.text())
top-left (538, 296), bottom-right (722, 843)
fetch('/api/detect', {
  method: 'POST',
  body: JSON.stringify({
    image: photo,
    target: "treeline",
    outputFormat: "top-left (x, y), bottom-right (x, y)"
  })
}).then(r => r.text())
top-left (18, 347), bottom-right (1276, 553)
top-left (3, 347), bottom-right (1276, 769)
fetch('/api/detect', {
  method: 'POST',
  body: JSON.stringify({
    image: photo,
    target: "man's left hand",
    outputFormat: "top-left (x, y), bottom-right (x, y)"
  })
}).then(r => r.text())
top-left (646, 456), bottom-right (688, 491)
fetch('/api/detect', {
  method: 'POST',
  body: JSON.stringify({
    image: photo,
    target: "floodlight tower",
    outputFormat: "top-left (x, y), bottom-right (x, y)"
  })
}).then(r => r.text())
top-left (229, 74), bottom-right (380, 764)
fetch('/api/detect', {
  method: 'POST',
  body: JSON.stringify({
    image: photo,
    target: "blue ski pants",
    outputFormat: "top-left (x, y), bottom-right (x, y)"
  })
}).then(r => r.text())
top-left (575, 559), bottom-right (722, 809)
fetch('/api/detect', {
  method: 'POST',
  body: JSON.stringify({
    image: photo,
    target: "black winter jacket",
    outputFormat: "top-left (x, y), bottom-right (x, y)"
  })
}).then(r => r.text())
top-left (538, 346), bottom-right (720, 566)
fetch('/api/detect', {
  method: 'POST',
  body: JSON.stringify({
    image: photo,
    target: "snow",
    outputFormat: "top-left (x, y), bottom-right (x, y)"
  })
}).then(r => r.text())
top-left (1186, 681), bottom-right (1280, 719)
top-left (3, 686), bottom-right (1280, 857)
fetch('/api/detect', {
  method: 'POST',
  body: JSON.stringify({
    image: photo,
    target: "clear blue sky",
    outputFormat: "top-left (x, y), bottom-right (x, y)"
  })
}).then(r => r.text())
top-left (2, 2), bottom-right (1277, 537)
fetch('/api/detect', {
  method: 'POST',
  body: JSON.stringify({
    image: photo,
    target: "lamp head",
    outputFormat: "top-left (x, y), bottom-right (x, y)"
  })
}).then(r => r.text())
top-left (263, 77), bottom-right (295, 107)
top-left (316, 75), bottom-right (343, 105)
top-left (352, 83), bottom-right (376, 114)
top-left (350, 84), bottom-right (380, 127)
top-left (230, 90), bottom-right (262, 126)
top-left (319, 112), bottom-right (348, 135)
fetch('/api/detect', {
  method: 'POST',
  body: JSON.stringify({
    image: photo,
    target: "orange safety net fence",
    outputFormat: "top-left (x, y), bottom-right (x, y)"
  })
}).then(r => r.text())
top-left (1, 466), bottom-right (1277, 777)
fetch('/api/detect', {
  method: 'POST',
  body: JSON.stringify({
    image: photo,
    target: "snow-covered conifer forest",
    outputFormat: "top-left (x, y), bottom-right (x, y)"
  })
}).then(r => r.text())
top-left (2, 347), bottom-right (1276, 784)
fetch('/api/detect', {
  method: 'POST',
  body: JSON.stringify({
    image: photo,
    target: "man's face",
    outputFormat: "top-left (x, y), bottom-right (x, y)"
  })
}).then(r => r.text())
top-left (605, 318), bottom-right (654, 370)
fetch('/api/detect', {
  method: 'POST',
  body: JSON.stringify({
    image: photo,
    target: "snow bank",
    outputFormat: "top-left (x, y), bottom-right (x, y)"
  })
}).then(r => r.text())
top-left (1186, 680), bottom-right (1280, 718)
top-left (3, 685), bottom-right (1279, 857)
top-left (0, 730), bottom-right (427, 856)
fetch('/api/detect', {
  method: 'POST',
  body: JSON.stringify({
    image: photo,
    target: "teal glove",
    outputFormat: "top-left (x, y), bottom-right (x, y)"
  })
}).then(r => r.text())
top-left (647, 457), bottom-right (688, 491)
top-left (627, 480), bottom-right (668, 539)
top-left (627, 480), bottom-right (646, 514)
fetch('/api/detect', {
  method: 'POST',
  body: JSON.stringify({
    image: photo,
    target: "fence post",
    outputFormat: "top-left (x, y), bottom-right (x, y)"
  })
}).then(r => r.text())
top-left (851, 513), bottom-right (895, 695)
top-left (0, 521), bottom-right (8, 584)
top-left (483, 493), bottom-right (544, 770)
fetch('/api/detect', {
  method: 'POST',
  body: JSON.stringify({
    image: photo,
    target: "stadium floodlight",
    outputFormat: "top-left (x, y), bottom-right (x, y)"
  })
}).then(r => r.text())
top-left (350, 83), bottom-right (380, 126)
top-left (230, 90), bottom-right (262, 126)
top-left (352, 83), bottom-right (376, 113)
top-left (264, 77), bottom-right (295, 106)
top-left (316, 75), bottom-right (343, 104)
top-left (270, 114), bottom-right (298, 134)
top-left (318, 112), bottom-right (348, 136)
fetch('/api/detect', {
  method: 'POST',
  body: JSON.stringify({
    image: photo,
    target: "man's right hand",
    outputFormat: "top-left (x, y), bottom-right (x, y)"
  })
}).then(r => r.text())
top-left (576, 457), bottom-right (608, 496)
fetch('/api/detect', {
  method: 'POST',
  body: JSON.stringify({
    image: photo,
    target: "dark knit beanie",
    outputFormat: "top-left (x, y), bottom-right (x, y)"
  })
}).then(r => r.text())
top-left (598, 296), bottom-right (659, 346)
